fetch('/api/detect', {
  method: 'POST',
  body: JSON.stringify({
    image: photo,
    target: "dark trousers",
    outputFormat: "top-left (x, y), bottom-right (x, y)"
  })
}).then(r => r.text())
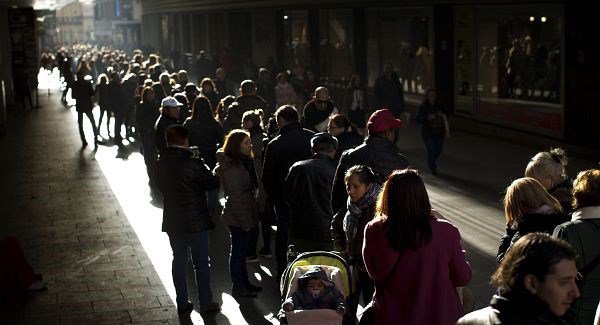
top-left (78, 110), bottom-right (99, 143)
top-left (274, 199), bottom-right (290, 277)
top-left (247, 221), bottom-right (272, 256)
top-left (423, 135), bottom-right (444, 172)
top-left (113, 113), bottom-right (125, 145)
top-left (228, 226), bottom-right (250, 289)
top-left (167, 231), bottom-right (213, 308)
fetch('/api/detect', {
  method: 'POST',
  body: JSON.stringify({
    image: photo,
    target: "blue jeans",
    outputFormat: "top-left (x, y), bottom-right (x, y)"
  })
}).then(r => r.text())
top-left (168, 231), bottom-right (213, 308)
top-left (423, 135), bottom-right (444, 172)
top-left (228, 226), bottom-right (250, 288)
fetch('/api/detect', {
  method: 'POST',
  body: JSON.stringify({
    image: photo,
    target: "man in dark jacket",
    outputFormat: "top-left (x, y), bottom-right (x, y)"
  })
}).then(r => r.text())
top-left (284, 132), bottom-right (338, 252)
top-left (225, 80), bottom-right (268, 130)
top-left (331, 109), bottom-right (409, 213)
top-left (302, 87), bottom-right (338, 132)
top-left (458, 233), bottom-right (580, 325)
top-left (256, 68), bottom-right (276, 117)
top-left (262, 105), bottom-right (314, 278)
top-left (72, 70), bottom-right (100, 147)
top-left (155, 96), bottom-right (182, 156)
top-left (374, 62), bottom-right (405, 118)
top-left (155, 125), bottom-right (221, 315)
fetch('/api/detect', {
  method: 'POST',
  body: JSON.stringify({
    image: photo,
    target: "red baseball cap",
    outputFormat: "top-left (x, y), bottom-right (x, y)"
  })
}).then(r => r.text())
top-left (367, 109), bottom-right (403, 133)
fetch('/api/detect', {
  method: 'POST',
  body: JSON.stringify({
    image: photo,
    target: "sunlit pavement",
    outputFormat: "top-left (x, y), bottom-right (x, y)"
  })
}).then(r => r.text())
top-left (1, 70), bottom-right (597, 324)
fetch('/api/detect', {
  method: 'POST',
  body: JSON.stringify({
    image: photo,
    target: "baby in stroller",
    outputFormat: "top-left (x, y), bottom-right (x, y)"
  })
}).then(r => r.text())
top-left (282, 265), bottom-right (346, 315)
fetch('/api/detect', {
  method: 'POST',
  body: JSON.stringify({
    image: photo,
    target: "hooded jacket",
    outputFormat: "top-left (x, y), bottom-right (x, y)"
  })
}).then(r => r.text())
top-left (284, 266), bottom-right (346, 312)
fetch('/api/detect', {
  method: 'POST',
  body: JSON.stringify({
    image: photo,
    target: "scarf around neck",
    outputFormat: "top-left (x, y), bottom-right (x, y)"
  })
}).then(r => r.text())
top-left (343, 183), bottom-right (381, 241)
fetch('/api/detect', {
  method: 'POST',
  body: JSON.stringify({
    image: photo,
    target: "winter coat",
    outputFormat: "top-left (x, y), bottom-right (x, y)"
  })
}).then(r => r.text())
top-left (182, 117), bottom-right (224, 169)
top-left (331, 203), bottom-right (376, 270)
top-left (553, 206), bottom-right (600, 325)
top-left (262, 122), bottom-right (314, 202)
top-left (302, 99), bottom-right (338, 132)
top-left (284, 154), bottom-right (337, 243)
top-left (136, 101), bottom-right (160, 133)
top-left (155, 146), bottom-right (220, 234)
top-left (374, 74), bottom-right (405, 116)
top-left (226, 95), bottom-right (268, 130)
top-left (458, 293), bottom-right (567, 325)
top-left (284, 266), bottom-right (346, 311)
top-left (497, 211), bottom-right (568, 263)
top-left (415, 101), bottom-right (448, 139)
top-left (363, 216), bottom-right (472, 324)
top-left (214, 151), bottom-right (259, 230)
top-left (334, 131), bottom-right (363, 161)
top-left (249, 126), bottom-right (267, 212)
top-left (331, 136), bottom-right (409, 213)
top-left (108, 82), bottom-right (126, 115)
top-left (95, 83), bottom-right (109, 110)
top-left (71, 77), bottom-right (95, 112)
top-left (154, 115), bottom-right (179, 155)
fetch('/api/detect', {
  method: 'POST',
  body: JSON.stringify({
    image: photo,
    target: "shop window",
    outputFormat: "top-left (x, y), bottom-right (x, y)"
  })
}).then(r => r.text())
top-left (366, 8), bottom-right (433, 96)
top-left (251, 11), bottom-right (277, 68)
top-left (318, 9), bottom-right (354, 82)
top-left (283, 10), bottom-right (311, 77)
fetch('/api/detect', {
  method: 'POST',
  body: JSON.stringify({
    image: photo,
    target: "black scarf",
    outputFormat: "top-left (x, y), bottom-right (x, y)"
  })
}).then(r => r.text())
top-left (240, 154), bottom-right (258, 191)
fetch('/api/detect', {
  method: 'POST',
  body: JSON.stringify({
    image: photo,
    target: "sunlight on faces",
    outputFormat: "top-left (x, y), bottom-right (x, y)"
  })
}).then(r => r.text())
top-left (527, 259), bottom-right (580, 317)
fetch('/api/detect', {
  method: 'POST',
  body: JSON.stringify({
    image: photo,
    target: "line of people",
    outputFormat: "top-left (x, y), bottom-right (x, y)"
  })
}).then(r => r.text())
top-left (57, 44), bottom-right (599, 324)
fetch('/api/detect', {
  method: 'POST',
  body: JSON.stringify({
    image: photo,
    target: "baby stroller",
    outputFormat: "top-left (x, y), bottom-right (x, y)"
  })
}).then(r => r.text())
top-left (278, 251), bottom-right (354, 325)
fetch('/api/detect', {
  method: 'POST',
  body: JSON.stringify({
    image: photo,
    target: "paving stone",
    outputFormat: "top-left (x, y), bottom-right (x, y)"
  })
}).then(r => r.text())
top-left (60, 310), bottom-right (131, 324)
top-left (128, 306), bottom-right (178, 323)
top-left (92, 297), bottom-right (161, 313)
top-left (58, 289), bottom-right (123, 304)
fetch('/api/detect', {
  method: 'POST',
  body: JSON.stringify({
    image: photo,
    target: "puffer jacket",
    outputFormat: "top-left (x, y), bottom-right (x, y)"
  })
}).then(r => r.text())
top-left (284, 153), bottom-right (337, 242)
top-left (331, 136), bottom-right (409, 212)
top-left (214, 151), bottom-right (259, 230)
top-left (156, 146), bottom-right (220, 234)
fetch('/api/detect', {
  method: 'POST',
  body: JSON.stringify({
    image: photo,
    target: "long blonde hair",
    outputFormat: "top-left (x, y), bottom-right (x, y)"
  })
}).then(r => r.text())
top-left (504, 177), bottom-right (563, 228)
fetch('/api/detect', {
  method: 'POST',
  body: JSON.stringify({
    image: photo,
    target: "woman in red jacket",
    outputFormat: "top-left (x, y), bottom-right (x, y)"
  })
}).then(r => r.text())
top-left (362, 169), bottom-right (472, 324)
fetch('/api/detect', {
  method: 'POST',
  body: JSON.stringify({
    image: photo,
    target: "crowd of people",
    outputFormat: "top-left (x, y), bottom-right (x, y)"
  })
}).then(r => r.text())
top-left (34, 44), bottom-right (599, 324)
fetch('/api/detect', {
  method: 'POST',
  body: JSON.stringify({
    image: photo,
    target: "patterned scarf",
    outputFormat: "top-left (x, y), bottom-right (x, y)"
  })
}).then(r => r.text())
top-left (343, 183), bottom-right (381, 241)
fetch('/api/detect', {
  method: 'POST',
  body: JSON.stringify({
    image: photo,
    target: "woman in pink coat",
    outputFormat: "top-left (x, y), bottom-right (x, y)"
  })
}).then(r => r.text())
top-left (362, 169), bottom-right (472, 324)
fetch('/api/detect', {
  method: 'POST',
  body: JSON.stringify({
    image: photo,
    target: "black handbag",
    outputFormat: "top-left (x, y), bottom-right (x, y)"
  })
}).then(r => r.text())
top-left (358, 252), bottom-right (402, 325)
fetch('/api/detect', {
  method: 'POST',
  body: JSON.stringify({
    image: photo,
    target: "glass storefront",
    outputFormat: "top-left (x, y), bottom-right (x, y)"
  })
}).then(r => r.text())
top-left (366, 8), bottom-right (433, 98)
top-left (282, 10), bottom-right (311, 76)
top-left (455, 5), bottom-right (564, 137)
top-left (318, 9), bottom-right (354, 81)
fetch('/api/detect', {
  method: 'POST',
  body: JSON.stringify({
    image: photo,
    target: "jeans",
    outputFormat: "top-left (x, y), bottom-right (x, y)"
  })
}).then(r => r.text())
top-left (113, 113), bottom-right (125, 145)
top-left (423, 135), bottom-right (444, 172)
top-left (77, 110), bottom-right (99, 143)
top-left (228, 226), bottom-right (250, 288)
top-left (206, 188), bottom-right (219, 219)
top-left (168, 231), bottom-right (213, 308)
top-left (274, 199), bottom-right (290, 277)
top-left (247, 221), bottom-right (272, 256)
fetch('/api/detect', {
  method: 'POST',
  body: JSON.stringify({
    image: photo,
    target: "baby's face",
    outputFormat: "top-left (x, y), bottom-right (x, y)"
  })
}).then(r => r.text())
top-left (307, 279), bottom-right (325, 292)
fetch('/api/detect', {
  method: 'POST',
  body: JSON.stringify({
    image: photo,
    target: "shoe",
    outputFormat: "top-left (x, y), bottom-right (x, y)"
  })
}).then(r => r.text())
top-left (258, 249), bottom-right (272, 259)
top-left (177, 301), bottom-right (194, 315)
top-left (246, 283), bottom-right (262, 293)
top-left (246, 255), bottom-right (259, 263)
top-left (232, 286), bottom-right (257, 298)
top-left (199, 302), bottom-right (220, 314)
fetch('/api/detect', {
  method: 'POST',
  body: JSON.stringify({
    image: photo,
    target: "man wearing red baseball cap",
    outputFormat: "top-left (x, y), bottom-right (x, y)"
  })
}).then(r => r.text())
top-left (331, 109), bottom-right (409, 213)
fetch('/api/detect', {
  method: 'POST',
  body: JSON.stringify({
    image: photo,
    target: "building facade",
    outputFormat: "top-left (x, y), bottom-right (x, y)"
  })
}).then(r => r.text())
top-left (139, 0), bottom-right (599, 148)
top-left (56, 0), bottom-right (95, 44)
top-left (94, 0), bottom-right (142, 52)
